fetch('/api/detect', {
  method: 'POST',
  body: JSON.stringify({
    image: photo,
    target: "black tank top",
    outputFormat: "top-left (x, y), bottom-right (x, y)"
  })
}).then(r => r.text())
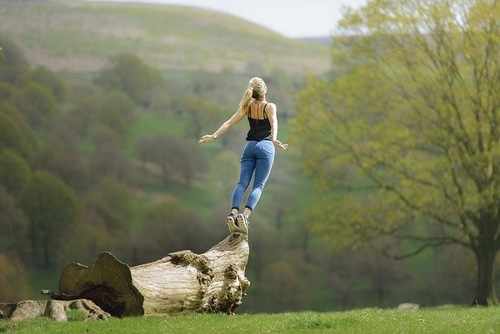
top-left (246, 102), bottom-right (272, 141)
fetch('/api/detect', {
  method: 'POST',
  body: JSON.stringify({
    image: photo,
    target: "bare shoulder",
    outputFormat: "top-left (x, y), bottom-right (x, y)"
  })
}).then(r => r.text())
top-left (266, 102), bottom-right (277, 114)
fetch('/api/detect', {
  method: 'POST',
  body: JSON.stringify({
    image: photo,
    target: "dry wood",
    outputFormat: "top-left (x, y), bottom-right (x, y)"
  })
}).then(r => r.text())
top-left (53, 232), bottom-right (250, 316)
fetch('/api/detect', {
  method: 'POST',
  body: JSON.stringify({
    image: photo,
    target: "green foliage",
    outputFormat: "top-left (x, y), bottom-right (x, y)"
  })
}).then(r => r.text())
top-left (29, 66), bottom-right (66, 101)
top-left (136, 135), bottom-right (206, 186)
top-left (294, 0), bottom-right (500, 248)
top-left (95, 54), bottom-right (162, 107)
top-left (133, 200), bottom-right (207, 260)
top-left (0, 34), bottom-right (29, 84)
top-left (14, 81), bottom-right (57, 129)
top-left (293, 0), bottom-right (500, 304)
top-left (0, 254), bottom-right (30, 302)
top-left (84, 178), bottom-right (135, 232)
top-left (0, 82), bottom-right (16, 100)
top-left (0, 188), bottom-right (29, 256)
top-left (0, 111), bottom-right (35, 159)
top-left (0, 149), bottom-right (31, 198)
top-left (20, 171), bottom-right (78, 268)
top-left (180, 96), bottom-right (230, 138)
top-left (94, 90), bottom-right (136, 135)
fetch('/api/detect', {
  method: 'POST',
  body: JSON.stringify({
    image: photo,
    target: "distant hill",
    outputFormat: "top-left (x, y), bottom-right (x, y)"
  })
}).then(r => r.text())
top-left (0, 0), bottom-right (329, 74)
top-left (298, 36), bottom-right (332, 46)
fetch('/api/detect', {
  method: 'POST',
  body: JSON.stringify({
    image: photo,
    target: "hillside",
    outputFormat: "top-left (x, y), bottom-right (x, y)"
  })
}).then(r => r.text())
top-left (0, 0), bottom-right (329, 74)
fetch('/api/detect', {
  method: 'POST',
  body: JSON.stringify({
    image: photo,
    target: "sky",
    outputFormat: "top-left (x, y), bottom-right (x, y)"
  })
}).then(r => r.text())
top-left (89, 0), bottom-right (367, 37)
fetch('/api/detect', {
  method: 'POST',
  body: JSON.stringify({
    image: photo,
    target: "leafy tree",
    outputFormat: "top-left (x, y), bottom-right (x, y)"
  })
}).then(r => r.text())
top-left (136, 135), bottom-right (206, 186)
top-left (0, 149), bottom-right (31, 198)
top-left (29, 66), bottom-right (66, 101)
top-left (133, 200), bottom-right (207, 262)
top-left (20, 171), bottom-right (78, 268)
top-left (0, 254), bottom-right (30, 302)
top-left (0, 35), bottom-right (29, 84)
top-left (34, 135), bottom-right (89, 191)
top-left (293, 0), bottom-right (500, 305)
top-left (83, 178), bottom-right (135, 232)
top-left (95, 90), bottom-right (135, 135)
top-left (0, 111), bottom-right (35, 159)
top-left (0, 82), bottom-right (16, 100)
top-left (95, 53), bottom-right (163, 107)
top-left (0, 188), bottom-right (29, 258)
top-left (14, 81), bottom-right (57, 129)
top-left (88, 125), bottom-right (130, 182)
top-left (181, 96), bottom-right (229, 138)
top-left (77, 178), bottom-right (136, 261)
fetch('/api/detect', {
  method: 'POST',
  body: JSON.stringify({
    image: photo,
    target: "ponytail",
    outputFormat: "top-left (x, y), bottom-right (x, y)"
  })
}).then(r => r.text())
top-left (239, 87), bottom-right (253, 115)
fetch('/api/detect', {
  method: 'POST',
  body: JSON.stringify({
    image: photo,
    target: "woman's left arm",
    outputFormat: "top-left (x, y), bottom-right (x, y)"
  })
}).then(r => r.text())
top-left (267, 103), bottom-right (288, 151)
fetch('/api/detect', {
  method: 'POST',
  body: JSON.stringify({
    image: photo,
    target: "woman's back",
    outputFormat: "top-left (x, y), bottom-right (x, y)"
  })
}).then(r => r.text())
top-left (246, 101), bottom-right (272, 141)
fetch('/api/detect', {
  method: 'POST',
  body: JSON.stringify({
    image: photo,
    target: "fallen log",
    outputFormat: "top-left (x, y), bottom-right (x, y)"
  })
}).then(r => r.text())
top-left (53, 231), bottom-right (250, 317)
top-left (0, 299), bottom-right (110, 321)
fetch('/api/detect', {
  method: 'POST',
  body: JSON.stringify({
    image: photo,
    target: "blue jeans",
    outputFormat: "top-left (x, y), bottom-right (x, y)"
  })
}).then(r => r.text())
top-left (231, 140), bottom-right (275, 211)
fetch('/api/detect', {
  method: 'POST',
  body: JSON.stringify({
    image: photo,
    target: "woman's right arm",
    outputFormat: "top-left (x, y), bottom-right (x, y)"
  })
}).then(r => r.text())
top-left (266, 103), bottom-right (288, 151)
top-left (198, 108), bottom-right (246, 144)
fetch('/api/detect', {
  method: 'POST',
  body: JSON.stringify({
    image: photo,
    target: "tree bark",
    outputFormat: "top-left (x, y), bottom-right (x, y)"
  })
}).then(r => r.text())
top-left (52, 232), bottom-right (250, 316)
top-left (474, 244), bottom-right (498, 305)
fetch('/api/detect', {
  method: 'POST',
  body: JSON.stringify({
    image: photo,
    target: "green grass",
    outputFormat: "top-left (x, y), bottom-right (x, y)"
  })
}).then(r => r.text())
top-left (2, 307), bottom-right (500, 334)
top-left (0, 0), bottom-right (329, 74)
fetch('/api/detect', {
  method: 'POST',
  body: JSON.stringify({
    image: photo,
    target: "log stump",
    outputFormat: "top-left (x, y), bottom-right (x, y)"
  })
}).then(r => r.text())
top-left (53, 232), bottom-right (250, 316)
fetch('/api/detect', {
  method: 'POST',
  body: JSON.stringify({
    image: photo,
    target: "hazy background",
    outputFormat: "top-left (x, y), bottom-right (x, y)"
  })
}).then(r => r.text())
top-left (0, 0), bottom-right (485, 313)
top-left (89, 0), bottom-right (368, 37)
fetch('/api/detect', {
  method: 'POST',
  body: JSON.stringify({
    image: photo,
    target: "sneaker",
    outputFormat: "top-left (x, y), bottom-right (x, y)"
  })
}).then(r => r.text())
top-left (234, 213), bottom-right (249, 234)
top-left (226, 211), bottom-right (238, 233)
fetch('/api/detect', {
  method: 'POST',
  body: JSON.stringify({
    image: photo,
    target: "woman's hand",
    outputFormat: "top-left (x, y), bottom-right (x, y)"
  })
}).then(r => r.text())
top-left (273, 139), bottom-right (288, 151)
top-left (198, 134), bottom-right (217, 144)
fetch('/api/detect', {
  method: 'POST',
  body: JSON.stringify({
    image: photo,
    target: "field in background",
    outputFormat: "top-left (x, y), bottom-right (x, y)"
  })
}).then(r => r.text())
top-left (0, 0), bottom-right (329, 74)
top-left (1, 307), bottom-right (499, 334)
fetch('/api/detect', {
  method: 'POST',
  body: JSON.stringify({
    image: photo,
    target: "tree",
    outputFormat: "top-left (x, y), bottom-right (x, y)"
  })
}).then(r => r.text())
top-left (20, 171), bottom-right (78, 268)
top-left (293, 0), bottom-right (500, 305)
top-left (0, 35), bottom-right (29, 84)
top-left (95, 90), bottom-right (135, 135)
top-left (29, 66), bottom-right (66, 101)
top-left (136, 135), bottom-right (206, 186)
top-left (0, 187), bottom-right (29, 258)
top-left (0, 149), bottom-right (31, 198)
top-left (181, 96), bottom-right (228, 138)
top-left (95, 53), bottom-right (163, 107)
top-left (0, 254), bottom-right (30, 302)
top-left (133, 200), bottom-right (209, 262)
top-left (14, 81), bottom-right (57, 129)
top-left (0, 110), bottom-right (35, 159)
top-left (88, 125), bottom-right (131, 182)
top-left (83, 178), bottom-right (135, 233)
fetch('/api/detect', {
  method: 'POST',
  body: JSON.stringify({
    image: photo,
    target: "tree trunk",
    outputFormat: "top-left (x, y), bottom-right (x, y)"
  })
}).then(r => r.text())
top-left (43, 233), bottom-right (49, 268)
top-left (52, 232), bottom-right (250, 316)
top-left (474, 244), bottom-right (498, 305)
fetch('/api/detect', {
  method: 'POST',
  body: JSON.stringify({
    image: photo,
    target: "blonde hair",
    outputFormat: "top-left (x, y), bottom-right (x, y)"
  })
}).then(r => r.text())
top-left (239, 77), bottom-right (267, 115)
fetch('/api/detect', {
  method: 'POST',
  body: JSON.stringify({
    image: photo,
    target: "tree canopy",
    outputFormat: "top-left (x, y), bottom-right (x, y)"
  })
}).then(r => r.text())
top-left (293, 0), bottom-right (500, 304)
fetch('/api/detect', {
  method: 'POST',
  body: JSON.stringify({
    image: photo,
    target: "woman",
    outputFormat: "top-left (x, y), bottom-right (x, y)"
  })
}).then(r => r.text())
top-left (199, 77), bottom-right (288, 234)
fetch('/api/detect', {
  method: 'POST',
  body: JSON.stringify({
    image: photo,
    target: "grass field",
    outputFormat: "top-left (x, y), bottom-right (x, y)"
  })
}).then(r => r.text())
top-left (0, 0), bottom-right (329, 74)
top-left (1, 307), bottom-right (499, 334)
